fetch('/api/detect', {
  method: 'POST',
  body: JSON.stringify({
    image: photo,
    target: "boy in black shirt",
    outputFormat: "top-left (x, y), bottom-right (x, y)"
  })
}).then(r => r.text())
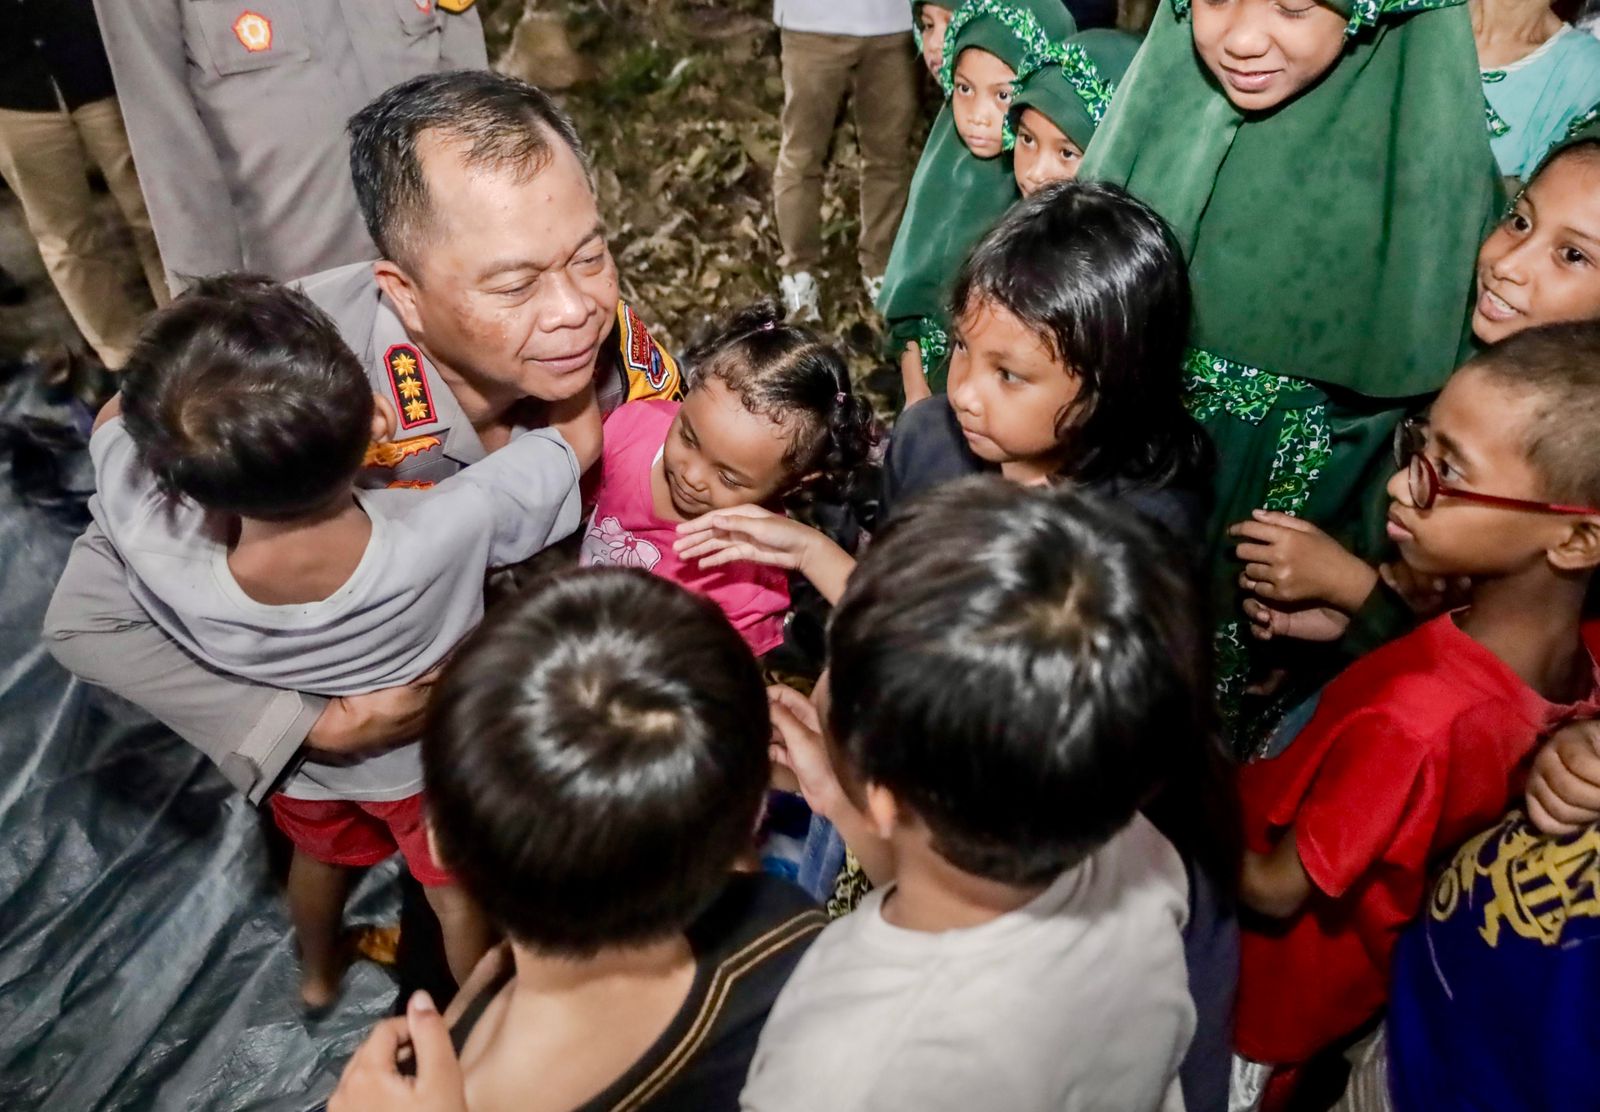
top-left (330, 569), bottom-right (824, 1112)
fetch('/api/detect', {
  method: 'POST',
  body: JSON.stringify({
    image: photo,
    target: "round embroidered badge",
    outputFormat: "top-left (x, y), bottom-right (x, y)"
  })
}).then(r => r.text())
top-left (233, 11), bottom-right (273, 52)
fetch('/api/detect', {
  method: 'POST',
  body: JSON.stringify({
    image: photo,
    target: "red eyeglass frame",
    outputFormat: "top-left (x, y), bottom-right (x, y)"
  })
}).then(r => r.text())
top-left (1394, 419), bottom-right (1600, 516)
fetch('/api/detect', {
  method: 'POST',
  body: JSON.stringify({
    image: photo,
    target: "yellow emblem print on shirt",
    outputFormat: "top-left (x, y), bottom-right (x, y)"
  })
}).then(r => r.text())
top-left (1428, 811), bottom-right (1600, 948)
top-left (385, 343), bottom-right (435, 430)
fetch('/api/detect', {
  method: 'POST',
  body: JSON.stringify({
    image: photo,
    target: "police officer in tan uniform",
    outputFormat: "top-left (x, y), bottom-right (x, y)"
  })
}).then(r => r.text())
top-left (91, 0), bottom-right (486, 288)
top-left (48, 71), bottom-right (679, 803)
top-left (44, 73), bottom-right (680, 1003)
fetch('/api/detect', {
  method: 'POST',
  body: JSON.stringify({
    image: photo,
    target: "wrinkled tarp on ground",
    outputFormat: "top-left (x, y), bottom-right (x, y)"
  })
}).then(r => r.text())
top-left (0, 367), bottom-right (396, 1111)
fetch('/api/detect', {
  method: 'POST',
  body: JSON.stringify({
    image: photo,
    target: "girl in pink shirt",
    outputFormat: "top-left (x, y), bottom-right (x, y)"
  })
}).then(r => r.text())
top-left (580, 302), bottom-right (875, 655)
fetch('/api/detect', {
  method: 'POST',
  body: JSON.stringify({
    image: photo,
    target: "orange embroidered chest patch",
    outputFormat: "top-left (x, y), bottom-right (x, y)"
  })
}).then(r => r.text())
top-left (233, 11), bottom-right (273, 51)
top-left (363, 434), bottom-right (442, 470)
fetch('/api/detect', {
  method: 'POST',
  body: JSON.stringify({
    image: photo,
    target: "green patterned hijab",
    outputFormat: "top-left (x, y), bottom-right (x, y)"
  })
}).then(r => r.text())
top-left (911, 1), bottom-right (957, 56)
top-left (1080, 0), bottom-right (1502, 399)
top-left (877, 0), bottom-right (1077, 362)
top-left (1535, 102), bottom-right (1600, 174)
top-left (1008, 29), bottom-right (1140, 152)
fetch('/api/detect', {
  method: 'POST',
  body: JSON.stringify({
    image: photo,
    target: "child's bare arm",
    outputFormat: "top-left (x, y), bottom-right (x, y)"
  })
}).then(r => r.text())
top-left (1241, 598), bottom-right (1352, 643)
top-left (1240, 829), bottom-right (1313, 920)
top-left (675, 506), bottom-right (857, 605)
top-left (545, 384), bottom-right (602, 473)
top-left (1230, 511), bottom-right (1378, 615)
top-left (900, 343), bottom-right (931, 408)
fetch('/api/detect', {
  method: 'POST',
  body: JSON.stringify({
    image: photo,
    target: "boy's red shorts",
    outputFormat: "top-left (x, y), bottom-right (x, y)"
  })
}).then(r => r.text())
top-left (269, 792), bottom-right (454, 887)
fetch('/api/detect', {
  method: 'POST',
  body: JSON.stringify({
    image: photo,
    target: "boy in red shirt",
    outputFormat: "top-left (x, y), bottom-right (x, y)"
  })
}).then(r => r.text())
top-left (1230, 321), bottom-right (1600, 1112)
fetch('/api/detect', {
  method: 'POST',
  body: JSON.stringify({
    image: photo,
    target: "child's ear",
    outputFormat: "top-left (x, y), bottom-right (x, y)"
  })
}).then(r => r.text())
top-left (372, 258), bottom-right (425, 338)
top-left (1547, 517), bottom-right (1600, 573)
top-left (864, 783), bottom-right (900, 841)
top-left (372, 393), bottom-right (398, 442)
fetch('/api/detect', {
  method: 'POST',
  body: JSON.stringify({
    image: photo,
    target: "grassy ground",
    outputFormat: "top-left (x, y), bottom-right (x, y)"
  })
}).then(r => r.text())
top-left (483, 0), bottom-right (934, 410)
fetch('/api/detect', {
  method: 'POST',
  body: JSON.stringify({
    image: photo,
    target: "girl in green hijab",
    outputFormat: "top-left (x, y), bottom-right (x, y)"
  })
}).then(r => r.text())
top-left (913, 1), bottom-right (957, 79)
top-left (877, 0), bottom-right (1077, 404)
top-left (1009, 29), bottom-right (1141, 197)
top-left (1080, 0), bottom-right (1502, 750)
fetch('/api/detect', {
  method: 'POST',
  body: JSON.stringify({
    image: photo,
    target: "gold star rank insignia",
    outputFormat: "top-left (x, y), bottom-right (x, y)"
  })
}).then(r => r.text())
top-left (385, 343), bottom-right (435, 429)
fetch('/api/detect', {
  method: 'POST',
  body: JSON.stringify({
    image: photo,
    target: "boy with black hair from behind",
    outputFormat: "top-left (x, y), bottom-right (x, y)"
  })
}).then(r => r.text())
top-left (330, 568), bottom-right (826, 1111)
top-left (743, 477), bottom-right (1198, 1112)
top-left (81, 274), bottom-right (597, 1010)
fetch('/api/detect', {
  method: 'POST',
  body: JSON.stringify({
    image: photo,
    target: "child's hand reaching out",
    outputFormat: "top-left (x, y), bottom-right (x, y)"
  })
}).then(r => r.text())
top-left (768, 679), bottom-right (894, 886)
top-left (1241, 598), bottom-right (1351, 643)
top-left (1526, 719), bottom-right (1600, 836)
top-left (767, 683), bottom-right (847, 817)
top-left (1230, 510), bottom-right (1379, 615)
top-left (1379, 559), bottom-right (1468, 618)
top-left (675, 505), bottom-right (857, 605)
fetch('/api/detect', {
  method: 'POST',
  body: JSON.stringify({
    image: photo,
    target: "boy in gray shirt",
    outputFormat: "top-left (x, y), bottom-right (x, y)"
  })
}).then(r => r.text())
top-left (750, 480), bottom-right (1199, 1112)
top-left (85, 275), bottom-right (595, 1010)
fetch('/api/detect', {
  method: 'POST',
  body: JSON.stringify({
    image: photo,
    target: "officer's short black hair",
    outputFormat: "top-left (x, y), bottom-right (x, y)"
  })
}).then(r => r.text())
top-left (348, 70), bottom-right (589, 268)
top-left (826, 477), bottom-right (1206, 887)
top-left (120, 274), bottom-right (373, 521)
top-left (423, 568), bottom-right (771, 955)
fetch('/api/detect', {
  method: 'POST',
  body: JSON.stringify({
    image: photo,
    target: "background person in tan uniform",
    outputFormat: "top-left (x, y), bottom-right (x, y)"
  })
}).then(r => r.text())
top-left (91, 0), bottom-right (486, 288)
top-left (772, 0), bottom-right (918, 322)
top-left (0, 0), bottom-right (170, 368)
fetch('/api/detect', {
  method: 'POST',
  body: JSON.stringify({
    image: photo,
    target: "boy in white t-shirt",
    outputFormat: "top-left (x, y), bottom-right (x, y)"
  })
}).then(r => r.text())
top-left (746, 478), bottom-right (1198, 1112)
top-left (86, 275), bottom-right (596, 1009)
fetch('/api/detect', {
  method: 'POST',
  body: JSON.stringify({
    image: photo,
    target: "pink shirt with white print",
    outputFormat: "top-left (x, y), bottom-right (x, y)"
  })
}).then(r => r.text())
top-left (579, 400), bottom-right (789, 655)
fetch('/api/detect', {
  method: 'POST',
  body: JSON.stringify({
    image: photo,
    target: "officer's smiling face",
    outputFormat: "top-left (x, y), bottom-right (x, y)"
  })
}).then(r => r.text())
top-left (382, 128), bottom-right (619, 410)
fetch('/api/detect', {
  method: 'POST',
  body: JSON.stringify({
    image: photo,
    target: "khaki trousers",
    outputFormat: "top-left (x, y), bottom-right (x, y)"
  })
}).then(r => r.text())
top-left (775, 30), bottom-right (918, 278)
top-left (0, 97), bottom-right (170, 368)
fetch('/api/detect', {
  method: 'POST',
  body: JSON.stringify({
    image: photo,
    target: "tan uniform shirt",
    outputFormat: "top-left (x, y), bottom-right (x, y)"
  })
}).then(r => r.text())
top-left (92, 0), bottom-right (486, 286)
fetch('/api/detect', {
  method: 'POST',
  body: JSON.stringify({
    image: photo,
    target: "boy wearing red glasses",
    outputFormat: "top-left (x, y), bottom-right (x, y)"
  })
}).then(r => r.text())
top-left (1229, 321), bottom-right (1600, 1112)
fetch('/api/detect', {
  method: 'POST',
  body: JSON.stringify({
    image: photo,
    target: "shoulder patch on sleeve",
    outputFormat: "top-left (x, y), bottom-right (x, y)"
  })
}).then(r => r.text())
top-left (616, 302), bottom-right (682, 401)
top-left (385, 344), bottom-right (436, 429)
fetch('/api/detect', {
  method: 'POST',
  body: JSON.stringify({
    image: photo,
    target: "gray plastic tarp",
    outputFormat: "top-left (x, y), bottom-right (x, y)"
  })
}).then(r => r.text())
top-left (0, 370), bottom-right (397, 1111)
